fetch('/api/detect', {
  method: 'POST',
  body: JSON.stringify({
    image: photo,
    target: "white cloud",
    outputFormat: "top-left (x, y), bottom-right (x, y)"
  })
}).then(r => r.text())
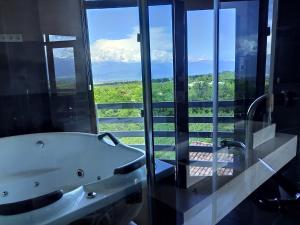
top-left (149, 27), bottom-right (173, 62)
top-left (55, 26), bottom-right (213, 64)
top-left (90, 26), bottom-right (173, 63)
top-left (237, 35), bottom-right (258, 56)
top-left (188, 55), bottom-right (211, 62)
top-left (53, 47), bottom-right (74, 59)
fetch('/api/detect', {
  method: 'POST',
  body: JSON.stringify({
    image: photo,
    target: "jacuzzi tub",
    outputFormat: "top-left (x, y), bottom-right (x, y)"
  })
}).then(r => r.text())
top-left (0, 132), bottom-right (146, 225)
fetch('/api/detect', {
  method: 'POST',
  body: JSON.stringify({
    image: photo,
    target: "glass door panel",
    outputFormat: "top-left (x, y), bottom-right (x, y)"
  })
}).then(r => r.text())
top-left (149, 4), bottom-right (175, 160)
top-left (51, 47), bottom-right (77, 92)
top-left (86, 7), bottom-right (146, 147)
top-left (187, 8), bottom-right (214, 158)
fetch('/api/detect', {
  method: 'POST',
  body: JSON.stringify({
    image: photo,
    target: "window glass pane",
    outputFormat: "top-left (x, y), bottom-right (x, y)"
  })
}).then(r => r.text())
top-left (218, 8), bottom-right (236, 141)
top-left (265, 0), bottom-right (274, 90)
top-left (49, 35), bottom-right (76, 42)
top-left (149, 5), bottom-right (175, 159)
top-left (187, 10), bottom-right (214, 149)
top-left (187, 8), bottom-right (236, 179)
top-left (53, 47), bottom-right (76, 90)
top-left (86, 7), bottom-right (145, 147)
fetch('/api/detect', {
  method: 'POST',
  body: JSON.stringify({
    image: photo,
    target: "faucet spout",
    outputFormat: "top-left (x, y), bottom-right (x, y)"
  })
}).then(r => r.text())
top-left (220, 140), bottom-right (246, 150)
top-left (245, 93), bottom-right (272, 150)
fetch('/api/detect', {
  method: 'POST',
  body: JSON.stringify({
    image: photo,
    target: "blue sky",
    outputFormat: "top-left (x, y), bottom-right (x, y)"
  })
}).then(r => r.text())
top-left (88, 7), bottom-right (139, 42)
top-left (85, 5), bottom-right (236, 82)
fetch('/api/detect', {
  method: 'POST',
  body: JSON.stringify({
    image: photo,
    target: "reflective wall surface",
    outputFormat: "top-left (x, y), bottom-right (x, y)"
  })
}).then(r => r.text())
top-left (0, 0), bottom-right (96, 137)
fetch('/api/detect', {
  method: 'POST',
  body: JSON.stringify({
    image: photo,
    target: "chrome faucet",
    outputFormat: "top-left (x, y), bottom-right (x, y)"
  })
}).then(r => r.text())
top-left (220, 139), bottom-right (246, 151)
top-left (220, 94), bottom-right (273, 153)
top-left (245, 93), bottom-right (273, 150)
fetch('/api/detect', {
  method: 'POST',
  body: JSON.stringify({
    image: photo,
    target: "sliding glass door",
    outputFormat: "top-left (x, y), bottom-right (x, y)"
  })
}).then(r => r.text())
top-left (186, 1), bottom-right (237, 187)
top-left (85, 0), bottom-right (274, 224)
top-left (137, 0), bottom-right (276, 224)
top-left (86, 5), bottom-right (147, 148)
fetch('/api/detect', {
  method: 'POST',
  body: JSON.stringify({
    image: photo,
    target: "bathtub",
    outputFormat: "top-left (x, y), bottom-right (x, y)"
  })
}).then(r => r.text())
top-left (0, 132), bottom-right (146, 225)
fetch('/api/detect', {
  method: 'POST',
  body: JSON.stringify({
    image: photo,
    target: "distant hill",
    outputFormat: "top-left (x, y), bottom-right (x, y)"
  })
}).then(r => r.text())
top-left (54, 58), bottom-right (235, 83)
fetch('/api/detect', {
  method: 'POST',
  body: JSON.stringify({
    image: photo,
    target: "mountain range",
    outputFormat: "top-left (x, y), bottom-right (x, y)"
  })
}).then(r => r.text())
top-left (54, 58), bottom-right (236, 83)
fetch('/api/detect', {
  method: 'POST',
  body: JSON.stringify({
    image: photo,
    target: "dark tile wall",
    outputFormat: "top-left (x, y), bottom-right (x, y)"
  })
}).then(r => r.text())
top-left (0, 0), bottom-right (96, 137)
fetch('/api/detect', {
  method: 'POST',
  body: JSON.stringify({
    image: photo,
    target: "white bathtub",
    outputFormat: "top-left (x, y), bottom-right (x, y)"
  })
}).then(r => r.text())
top-left (0, 132), bottom-right (146, 225)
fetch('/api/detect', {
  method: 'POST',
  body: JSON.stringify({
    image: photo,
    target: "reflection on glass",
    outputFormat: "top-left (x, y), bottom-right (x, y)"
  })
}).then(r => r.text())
top-left (187, 8), bottom-right (236, 147)
top-left (265, 0), bottom-right (274, 90)
top-left (49, 35), bottom-right (76, 42)
top-left (217, 7), bottom-right (236, 180)
top-left (187, 9), bottom-right (214, 154)
top-left (189, 166), bottom-right (234, 176)
top-left (187, 8), bottom-right (235, 180)
top-left (149, 5), bottom-right (175, 159)
top-left (53, 47), bottom-right (76, 90)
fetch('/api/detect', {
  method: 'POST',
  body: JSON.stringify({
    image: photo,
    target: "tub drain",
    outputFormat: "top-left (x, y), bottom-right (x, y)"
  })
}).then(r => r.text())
top-left (1, 191), bottom-right (8, 197)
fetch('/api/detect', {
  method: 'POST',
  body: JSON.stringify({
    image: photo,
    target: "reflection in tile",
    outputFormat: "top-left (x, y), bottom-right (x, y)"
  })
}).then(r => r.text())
top-left (189, 166), bottom-right (234, 176)
top-left (189, 152), bottom-right (234, 163)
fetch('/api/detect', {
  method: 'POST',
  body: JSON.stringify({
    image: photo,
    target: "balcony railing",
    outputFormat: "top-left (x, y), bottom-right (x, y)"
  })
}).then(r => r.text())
top-left (96, 101), bottom-right (235, 152)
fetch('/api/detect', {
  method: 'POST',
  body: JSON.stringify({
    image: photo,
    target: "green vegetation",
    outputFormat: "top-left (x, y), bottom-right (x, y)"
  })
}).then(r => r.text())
top-left (56, 77), bottom-right (76, 90)
top-left (94, 71), bottom-right (235, 159)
